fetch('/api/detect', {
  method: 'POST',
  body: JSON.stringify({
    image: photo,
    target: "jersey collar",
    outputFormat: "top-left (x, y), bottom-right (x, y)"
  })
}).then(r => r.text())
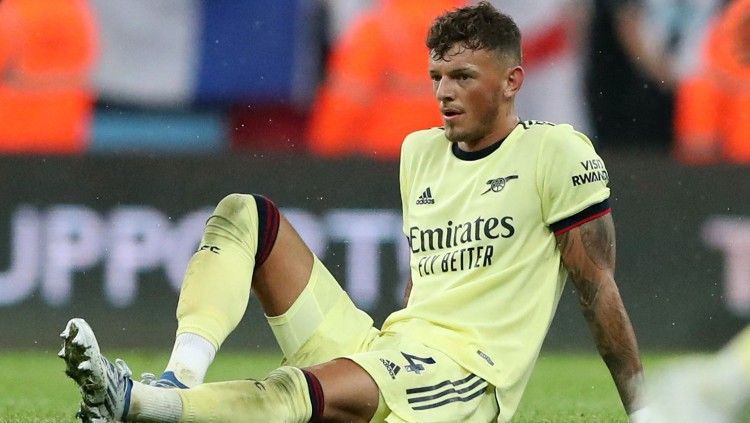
top-left (450, 123), bottom-right (519, 161)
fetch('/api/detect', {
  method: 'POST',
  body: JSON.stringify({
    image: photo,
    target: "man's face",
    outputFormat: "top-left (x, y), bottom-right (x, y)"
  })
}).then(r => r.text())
top-left (429, 44), bottom-right (508, 145)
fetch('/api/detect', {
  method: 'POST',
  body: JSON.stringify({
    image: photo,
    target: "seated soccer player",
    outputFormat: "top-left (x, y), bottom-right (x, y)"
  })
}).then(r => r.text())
top-left (649, 326), bottom-right (750, 423)
top-left (60, 2), bottom-right (650, 422)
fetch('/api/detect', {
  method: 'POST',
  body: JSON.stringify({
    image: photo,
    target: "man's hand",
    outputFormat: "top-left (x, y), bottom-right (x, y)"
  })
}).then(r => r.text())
top-left (555, 213), bottom-right (645, 414)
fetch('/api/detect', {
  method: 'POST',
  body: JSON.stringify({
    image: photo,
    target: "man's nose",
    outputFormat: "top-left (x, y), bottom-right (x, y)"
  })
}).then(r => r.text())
top-left (435, 77), bottom-right (455, 102)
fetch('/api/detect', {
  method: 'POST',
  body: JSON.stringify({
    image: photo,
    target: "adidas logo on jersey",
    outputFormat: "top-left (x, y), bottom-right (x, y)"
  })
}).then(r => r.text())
top-left (379, 358), bottom-right (401, 379)
top-left (416, 187), bottom-right (435, 205)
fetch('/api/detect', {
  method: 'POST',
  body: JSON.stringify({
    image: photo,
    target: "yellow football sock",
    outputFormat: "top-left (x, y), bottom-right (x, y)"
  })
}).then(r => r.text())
top-left (177, 366), bottom-right (313, 423)
top-left (175, 193), bottom-right (264, 349)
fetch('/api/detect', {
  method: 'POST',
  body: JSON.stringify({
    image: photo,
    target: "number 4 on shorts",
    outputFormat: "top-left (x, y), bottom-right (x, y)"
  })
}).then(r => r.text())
top-left (402, 352), bottom-right (436, 374)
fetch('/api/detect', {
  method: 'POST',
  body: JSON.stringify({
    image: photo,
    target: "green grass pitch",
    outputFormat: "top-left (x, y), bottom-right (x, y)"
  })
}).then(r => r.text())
top-left (0, 350), bottom-right (674, 422)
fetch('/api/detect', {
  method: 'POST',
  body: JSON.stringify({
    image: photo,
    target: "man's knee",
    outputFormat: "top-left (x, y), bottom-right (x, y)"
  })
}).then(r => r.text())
top-left (209, 193), bottom-right (280, 268)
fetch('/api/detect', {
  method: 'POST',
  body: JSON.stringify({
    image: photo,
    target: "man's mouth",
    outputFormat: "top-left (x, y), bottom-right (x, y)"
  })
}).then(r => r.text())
top-left (442, 108), bottom-right (463, 120)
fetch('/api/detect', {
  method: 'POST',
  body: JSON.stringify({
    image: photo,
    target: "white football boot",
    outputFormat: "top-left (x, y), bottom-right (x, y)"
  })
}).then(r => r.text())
top-left (59, 318), bottom-right (133, 423)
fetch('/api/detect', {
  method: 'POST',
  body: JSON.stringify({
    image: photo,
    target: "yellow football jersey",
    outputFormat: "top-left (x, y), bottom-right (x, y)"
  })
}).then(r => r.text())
top-left (382, 120), bottom-right (611, 420)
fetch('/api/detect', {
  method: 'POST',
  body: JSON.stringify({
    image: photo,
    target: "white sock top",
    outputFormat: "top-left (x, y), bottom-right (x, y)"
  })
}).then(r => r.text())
top-left (164, 332), bottom-right (217, 387)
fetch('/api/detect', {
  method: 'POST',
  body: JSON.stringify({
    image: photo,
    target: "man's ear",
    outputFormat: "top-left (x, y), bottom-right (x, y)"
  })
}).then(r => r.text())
top-left (504, 65), bottom-right (524, 99)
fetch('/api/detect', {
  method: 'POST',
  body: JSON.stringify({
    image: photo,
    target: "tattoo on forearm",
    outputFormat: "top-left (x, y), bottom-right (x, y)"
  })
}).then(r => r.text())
top-left (556, 216), bottom-right (616, 309)
top-left (556, 216), bottom-right (643, 413)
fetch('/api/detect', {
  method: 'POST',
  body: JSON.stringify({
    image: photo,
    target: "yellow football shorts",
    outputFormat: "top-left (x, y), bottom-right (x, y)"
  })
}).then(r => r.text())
top-left (266, 257), bottom-right (499, 422)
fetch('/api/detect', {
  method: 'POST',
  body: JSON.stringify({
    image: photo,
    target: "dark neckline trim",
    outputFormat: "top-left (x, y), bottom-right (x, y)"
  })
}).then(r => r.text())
top-left (450, 124), bottom-right (516, 161)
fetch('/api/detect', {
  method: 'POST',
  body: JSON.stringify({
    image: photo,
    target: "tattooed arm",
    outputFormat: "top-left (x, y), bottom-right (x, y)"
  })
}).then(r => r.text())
top-left (556, 213), bottom-right (646, 415)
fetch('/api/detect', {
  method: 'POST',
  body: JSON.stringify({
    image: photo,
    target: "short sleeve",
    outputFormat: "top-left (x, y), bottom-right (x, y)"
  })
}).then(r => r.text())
top-left (537, 125), bottom-right (611, 235)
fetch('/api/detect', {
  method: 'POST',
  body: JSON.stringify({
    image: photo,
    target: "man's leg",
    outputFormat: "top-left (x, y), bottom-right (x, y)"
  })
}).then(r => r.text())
top-left (169, 191), bottom-right (381, 421)
top-left (62, 193), bottom-right (381, 422)
top-left (175, 359), bottom-right (379, 423)
top-left (159, 193), bottom-right (294, 387)
top-left (61, 318), bottom-right (380, 422)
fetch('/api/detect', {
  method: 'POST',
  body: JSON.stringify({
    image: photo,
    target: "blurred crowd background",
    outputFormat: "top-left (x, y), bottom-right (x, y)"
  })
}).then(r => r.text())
top-left (1, 0), bottom-right (748, 164)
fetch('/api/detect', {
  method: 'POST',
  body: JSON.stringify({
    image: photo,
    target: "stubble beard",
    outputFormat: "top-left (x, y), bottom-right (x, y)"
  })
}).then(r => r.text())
top-left (444, 123), bottom-right (466, 143)
top-left (444, 109), bottom-right (498, 146)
